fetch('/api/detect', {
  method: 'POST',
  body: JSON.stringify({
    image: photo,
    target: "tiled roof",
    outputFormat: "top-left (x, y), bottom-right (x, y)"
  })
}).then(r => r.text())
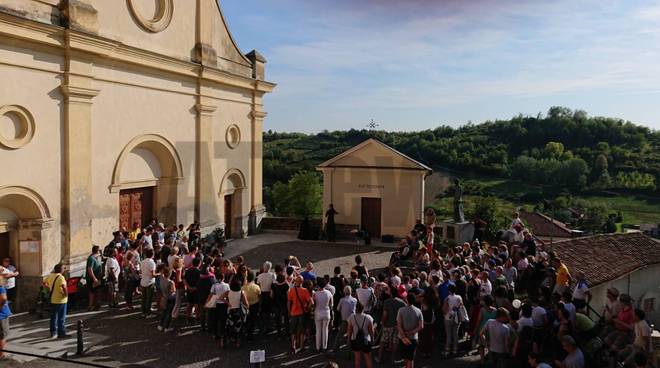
top-left (551, 232), bottom-right (660, 287)
top-left (521, 211), bottom-right (573, 238)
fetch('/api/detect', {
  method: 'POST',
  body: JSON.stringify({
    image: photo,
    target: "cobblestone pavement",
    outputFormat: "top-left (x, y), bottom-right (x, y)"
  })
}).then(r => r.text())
top-left (6, 236), bottom-right (479, 368)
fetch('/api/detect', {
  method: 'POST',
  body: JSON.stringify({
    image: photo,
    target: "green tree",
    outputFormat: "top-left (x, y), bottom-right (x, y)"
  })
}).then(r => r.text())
top-left (544, 141), bottom-right (565, 159)
top-left (592, 154), bottom-right (612, 189)
top-left (467, 197), bottom-right (509, 240)
top-left (269, 171), bottom-right (322, 217)
top-left (577, 201), bottom-right (610, 233)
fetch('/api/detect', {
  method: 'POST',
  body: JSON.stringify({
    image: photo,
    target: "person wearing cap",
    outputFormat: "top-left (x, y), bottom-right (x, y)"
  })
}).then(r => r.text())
top-left (0, 274), bottom-right (11, 359)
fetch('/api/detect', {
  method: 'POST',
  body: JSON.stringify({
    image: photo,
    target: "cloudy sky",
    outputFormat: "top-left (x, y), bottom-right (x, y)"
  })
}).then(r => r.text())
top-left (221, 0), bottom-right (660, 132)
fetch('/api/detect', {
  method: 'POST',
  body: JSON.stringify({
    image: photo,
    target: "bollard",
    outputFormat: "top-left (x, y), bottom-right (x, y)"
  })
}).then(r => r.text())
top-left (76, 320), bottom-right (84, 356)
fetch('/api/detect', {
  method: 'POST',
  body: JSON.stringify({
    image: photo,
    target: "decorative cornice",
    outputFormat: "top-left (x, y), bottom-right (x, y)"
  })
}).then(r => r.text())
top-left (195, 103), bottom-right (218, 116)
top-left (0, 11), bottom-right (276, 93)
top-left (60, 85), bottom-right (100, 102)
top-left (250, 110), bottom-right (268, 120)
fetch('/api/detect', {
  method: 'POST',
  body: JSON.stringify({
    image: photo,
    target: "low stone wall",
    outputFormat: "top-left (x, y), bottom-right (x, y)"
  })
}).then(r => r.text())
top-left (260, 217), bottom-right (321, 231)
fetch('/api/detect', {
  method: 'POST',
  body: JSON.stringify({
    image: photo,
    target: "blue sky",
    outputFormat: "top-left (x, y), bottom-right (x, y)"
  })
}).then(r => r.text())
top-left (221, 0), bottom-right (660, 133)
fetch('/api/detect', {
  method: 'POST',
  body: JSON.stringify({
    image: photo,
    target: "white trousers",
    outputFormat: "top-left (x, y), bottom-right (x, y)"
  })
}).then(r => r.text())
top-left (315, 317), bottom-right (330, 350)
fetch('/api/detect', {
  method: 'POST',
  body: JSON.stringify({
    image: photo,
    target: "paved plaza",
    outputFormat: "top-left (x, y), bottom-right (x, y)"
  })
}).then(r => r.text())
top-left (4, 233), bottom-right (478, 368)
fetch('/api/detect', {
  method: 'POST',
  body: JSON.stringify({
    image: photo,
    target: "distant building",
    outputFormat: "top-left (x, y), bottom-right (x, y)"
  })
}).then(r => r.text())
top-left (553, 232), bottom-right (660, 325)
top-left (317, 139), bottom-right (432, 239)
top-left (520, 210), bottom-right (575, 241)
top-left (640, 224), bottom-right (660, 239)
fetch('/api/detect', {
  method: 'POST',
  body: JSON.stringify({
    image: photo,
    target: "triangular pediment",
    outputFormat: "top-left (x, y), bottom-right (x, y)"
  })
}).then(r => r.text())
top-left (90, 0), bottom-right (253, 77)
top-left (318, 139), bottom-right (431, 171)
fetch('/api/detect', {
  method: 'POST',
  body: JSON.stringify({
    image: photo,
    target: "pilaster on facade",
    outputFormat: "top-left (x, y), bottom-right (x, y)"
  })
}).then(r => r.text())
top-left (194, 101), bottom-right (220, 228)
top-left (61, 24), bottom-right (99, 269)
top-left (248, 109), bottom-right (266, 234)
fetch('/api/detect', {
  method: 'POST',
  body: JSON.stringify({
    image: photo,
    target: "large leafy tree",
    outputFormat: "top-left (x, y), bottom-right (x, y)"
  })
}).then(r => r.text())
top-left (268, 171), bottom-right (322, 218)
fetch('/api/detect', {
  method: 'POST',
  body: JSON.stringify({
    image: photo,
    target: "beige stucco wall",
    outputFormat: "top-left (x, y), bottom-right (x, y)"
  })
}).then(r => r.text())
top-left (590, 265), bottom-right (660, 326)
top-left (0, 0), bottom-right (274, 306)
top-left (321, 167), bottom-right (425, 237)
top-left (0, 41), bottom-right (64, 272)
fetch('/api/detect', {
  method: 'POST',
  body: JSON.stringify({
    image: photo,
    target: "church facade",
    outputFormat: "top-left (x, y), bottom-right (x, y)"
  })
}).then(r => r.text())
top-left (0, 0), bottom-right (274, 308)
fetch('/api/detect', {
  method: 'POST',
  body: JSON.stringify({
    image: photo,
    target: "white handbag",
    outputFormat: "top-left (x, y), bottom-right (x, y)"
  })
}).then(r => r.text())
top-left (204, 294), bottom-right (219, 309)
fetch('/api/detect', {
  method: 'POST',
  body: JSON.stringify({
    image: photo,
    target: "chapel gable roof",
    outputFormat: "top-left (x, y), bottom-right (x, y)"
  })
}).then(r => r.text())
top-left (317, 139), bottom-right (432, 172)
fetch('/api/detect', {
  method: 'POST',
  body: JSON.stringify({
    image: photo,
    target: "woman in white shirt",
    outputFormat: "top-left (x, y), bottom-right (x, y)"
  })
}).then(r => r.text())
top-left (443, 284), bottom-right (463, 355)
top-left (356, 276), bottom-right (376, 314)
top-left (209, 273), bottom-right (230, 347)
top-left (224, 278), bottom-right (248, 348)
top-left (313, 278), bottom-right (333, 352)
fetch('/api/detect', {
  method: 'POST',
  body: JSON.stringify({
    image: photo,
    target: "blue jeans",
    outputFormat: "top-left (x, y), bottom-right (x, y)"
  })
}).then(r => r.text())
top-left (50, 303), bottom-right (67, 337)
top-left (160, 295), bottom-right (175, 329)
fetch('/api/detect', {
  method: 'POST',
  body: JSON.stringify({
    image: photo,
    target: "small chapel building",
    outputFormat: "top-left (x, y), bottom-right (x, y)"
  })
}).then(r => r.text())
top-left (317, 139), bottom-right (432, 239)
top-left (0, 0), bottom-right (274, 308)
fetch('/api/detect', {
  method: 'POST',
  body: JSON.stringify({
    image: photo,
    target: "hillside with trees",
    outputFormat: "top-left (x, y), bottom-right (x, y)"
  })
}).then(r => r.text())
top-left (264, 107), bottom-right (660, 230)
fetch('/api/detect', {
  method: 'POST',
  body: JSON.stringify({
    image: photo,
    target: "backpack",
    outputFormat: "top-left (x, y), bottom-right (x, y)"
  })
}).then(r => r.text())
top-left (352, 314), bottom-right (369, 348)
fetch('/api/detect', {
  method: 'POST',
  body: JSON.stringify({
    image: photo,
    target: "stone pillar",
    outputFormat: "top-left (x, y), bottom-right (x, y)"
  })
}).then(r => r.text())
top-left (248, 110), bottom-right (266, 235)
top-left (246, 50), bottom-right (268, 235)
top-left (61, 27), bottom-right (99, 275)
top-left (194, 102), bottom-right (219, 229)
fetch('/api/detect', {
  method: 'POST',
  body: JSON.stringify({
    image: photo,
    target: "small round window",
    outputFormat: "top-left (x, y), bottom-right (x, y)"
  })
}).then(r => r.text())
top-left (226, 124), bottom-right (241, 149)
top-left (0, 105), bottom-right (35, 150)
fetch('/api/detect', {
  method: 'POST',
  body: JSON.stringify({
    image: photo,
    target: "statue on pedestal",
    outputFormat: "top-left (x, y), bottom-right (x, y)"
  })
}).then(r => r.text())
top-left (453, 179), bottom-right (465, 223)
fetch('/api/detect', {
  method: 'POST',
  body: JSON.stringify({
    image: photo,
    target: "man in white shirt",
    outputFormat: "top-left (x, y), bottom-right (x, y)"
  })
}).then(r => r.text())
top-left (140, 248), bottom-right (158, 316)
top-left (256, 261), bottom-right (275, 332)
top-left (0, 258), bottom-right (18, 304)
top-left (571, 271), bottom-right (591, 311)
top-left (481, 308), bottom-right (511, 367)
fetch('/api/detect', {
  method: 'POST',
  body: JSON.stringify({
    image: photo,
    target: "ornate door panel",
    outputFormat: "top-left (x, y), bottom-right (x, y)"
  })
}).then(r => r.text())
top-left (119, 192), bottom-right (132, 230)
top-left (119, 187), bottom-right (154, 230)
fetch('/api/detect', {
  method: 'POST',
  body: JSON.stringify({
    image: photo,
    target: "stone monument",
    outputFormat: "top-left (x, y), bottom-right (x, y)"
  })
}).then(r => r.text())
top-left (439, 179), bottom-right (474, 244)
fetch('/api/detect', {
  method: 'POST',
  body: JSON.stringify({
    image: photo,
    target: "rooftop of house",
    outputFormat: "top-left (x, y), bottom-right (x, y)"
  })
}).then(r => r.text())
top-left (521, 210), bottom-right (573, 239)
top-left (551, 232), bottom-right (660, 287)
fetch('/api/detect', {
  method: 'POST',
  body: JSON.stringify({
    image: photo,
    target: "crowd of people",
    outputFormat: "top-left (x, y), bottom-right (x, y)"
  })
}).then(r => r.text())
top-left (0, 211), bottom-right (656, 368)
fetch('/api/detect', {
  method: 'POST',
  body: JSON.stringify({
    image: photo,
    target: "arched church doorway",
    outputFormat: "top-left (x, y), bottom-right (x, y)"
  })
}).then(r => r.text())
top-left (111, 135), bottom-right (183, 229)
top-left (219, 169), bottom-right (247, 239)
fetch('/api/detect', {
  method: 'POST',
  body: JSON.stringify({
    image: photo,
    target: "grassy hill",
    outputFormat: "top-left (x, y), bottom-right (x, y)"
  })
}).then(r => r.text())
top-left (264, 107), bottom-right (660, 226)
